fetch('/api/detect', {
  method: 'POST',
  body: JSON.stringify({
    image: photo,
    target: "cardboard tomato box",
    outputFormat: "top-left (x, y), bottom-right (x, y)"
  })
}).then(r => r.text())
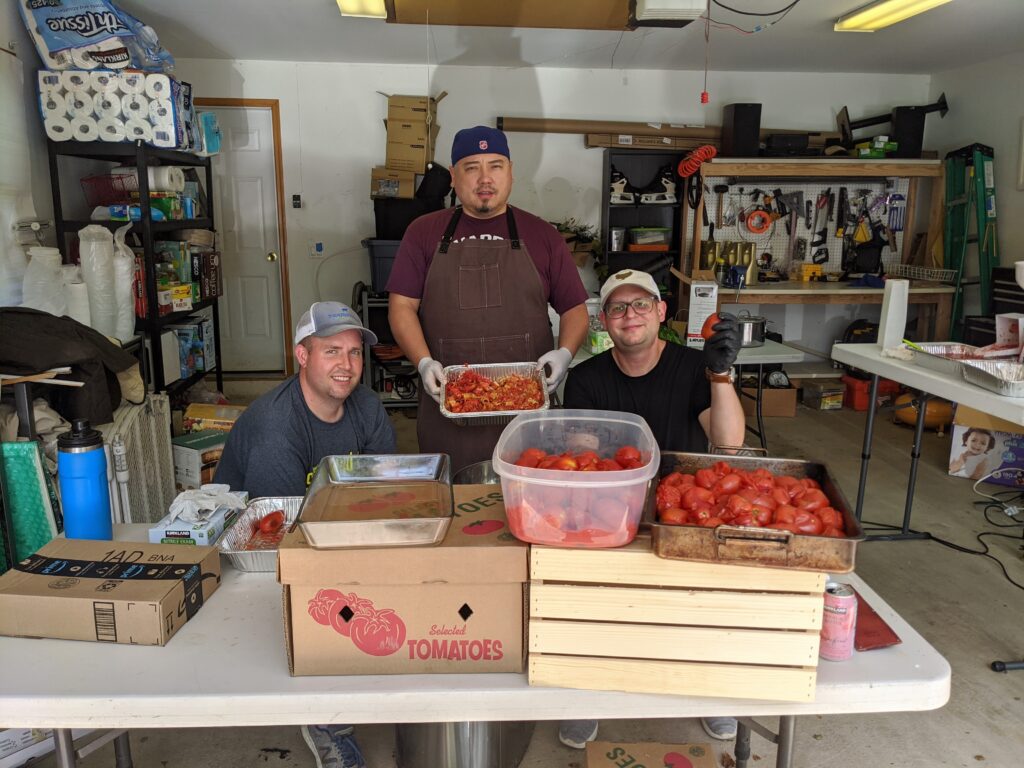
top-left (0, 539), bottom-right (221, 646)
top-left (586, 741), bottom-right (715, 768)
top-left (277, 484), bottom-right (527, 676)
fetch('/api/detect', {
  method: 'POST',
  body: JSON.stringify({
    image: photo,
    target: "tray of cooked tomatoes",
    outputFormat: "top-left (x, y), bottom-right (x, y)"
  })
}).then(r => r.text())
top-left (649, 452), bottom-right (863, 572)
top-left (439, 362), bottom-right (549, 426)
top-left (219, 496), bottom-right (303, 572)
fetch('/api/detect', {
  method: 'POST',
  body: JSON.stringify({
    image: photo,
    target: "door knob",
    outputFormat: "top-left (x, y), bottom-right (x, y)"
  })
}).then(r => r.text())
top-left (267, 251), bottom-right (278, 262)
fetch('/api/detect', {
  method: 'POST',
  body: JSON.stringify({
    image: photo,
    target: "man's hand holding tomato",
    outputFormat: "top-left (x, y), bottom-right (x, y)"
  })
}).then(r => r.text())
top-left (701, 311), bottom-right (742, 374)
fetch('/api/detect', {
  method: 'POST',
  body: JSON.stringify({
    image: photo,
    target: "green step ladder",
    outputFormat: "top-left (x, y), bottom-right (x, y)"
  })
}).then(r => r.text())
top-left (944, 143), bottom-right (999, 341)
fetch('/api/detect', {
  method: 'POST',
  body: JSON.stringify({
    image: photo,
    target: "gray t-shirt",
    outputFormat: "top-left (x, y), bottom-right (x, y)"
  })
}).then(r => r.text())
top-left (213, 376), bottom-right (397, 498)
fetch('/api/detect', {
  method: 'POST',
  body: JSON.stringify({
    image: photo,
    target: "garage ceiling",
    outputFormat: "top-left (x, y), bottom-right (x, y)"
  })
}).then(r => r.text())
top-left (117, 0), bottom-right (1024, 74)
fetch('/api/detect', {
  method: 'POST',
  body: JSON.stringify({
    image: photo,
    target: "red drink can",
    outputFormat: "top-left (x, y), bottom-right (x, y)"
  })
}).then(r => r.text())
top-left (820, 581), bottom-right (857, 661)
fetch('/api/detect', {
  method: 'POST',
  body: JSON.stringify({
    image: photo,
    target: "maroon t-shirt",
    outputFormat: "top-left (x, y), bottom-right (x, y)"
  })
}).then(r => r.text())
top-left (386, 206), bottom-right (588, 315)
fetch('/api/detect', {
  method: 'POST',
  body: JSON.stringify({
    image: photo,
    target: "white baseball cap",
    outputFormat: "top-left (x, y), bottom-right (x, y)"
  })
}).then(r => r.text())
top-left (294, 301), bottom-right (378, 346)
top-left (599, 269), bottom-right (662, 308)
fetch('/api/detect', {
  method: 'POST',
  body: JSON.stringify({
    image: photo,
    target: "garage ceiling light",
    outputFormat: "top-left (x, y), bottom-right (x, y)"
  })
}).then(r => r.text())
top-left (834, 0), bottom-right (953, 32)
top-left (337, 0), bottom-right (387, 19)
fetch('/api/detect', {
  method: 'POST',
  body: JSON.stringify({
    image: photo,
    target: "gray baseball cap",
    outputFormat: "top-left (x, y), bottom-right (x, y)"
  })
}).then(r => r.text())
top-left (294, 301), bottom-right (378, 346)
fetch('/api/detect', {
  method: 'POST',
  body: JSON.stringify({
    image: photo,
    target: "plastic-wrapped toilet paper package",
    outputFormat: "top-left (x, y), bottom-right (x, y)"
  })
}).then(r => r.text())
top-left (89, 70), bottom-right (119, 93)
top-left (22, 247), bottom-right (67, 317)
top-left (60, 70), bottom-right (90, 92)
top-left (45, 117), bottom-right (73, 142)
top-left (125, 118), bottom-right (153, 142)
top-left (112, 224), bottom-right (137, 341)
top-left (39, 90), bottom-right (67, 118)
top-left (38, 70), bottom-right (62, 91)
top-left (66, 91), bottom-right (94, 118)
top-left (98, 117), bottom-right (127, 142)
top-left (78, 225), bottom-right (118, 337)
top-left (149, 98), bottom-right (173, 123)
top-left (70, 116), bottom-right (100, 142)
top-left (118, 71), bottom-right (146, 95)
top-left (121, 93), bottom-right (149, 119)
top-left (94, 91), bottom-right (122, 119)
top-left (144, 73), bottom-right (171, 100)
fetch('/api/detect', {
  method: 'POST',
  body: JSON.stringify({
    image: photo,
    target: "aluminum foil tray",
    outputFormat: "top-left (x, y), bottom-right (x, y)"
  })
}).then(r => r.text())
top-left (912, 342), bottom-right (980, 377)
top-left (439, 362), bottom-right (549, 427)
top-left (219, 496), bottom-right (303, 572)
top-left (961, 359), bottom-right (1024, 397)
top-left (297, 454), bottom-right (453, 549)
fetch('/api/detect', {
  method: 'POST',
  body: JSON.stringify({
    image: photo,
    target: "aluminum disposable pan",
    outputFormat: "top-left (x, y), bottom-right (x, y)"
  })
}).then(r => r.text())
top-left (912, 343), bottom-right (980, 376)
top-left (219, 496), bottom-right (303, 572)
top-left (648, 452), bottom-right (864, 573)
top-left (297, 454), bottom-right (453, 549)
top-left (439, 362), bottom-right (550, 427)
top-left (961, 359), bottom-right (1024, 398)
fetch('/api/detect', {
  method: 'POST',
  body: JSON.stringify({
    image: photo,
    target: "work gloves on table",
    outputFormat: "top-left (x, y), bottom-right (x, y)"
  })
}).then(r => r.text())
top-left (704, 312), bottom-right (742, 375)
top-left (538, 347), bottom-right (573, 394)
top-left (417, 357), bottom-right (444, 403)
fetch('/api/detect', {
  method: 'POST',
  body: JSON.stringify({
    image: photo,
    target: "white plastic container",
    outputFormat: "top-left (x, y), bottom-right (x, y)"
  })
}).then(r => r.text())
top-left (22, 246), bottom-right (66, 317)
top-left (492, 409), bottom-right (659, 548)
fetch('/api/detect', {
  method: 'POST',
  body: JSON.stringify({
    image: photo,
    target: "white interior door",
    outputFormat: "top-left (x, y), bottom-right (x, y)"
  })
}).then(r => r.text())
top-left (210, 106), bottom-right (286, 372)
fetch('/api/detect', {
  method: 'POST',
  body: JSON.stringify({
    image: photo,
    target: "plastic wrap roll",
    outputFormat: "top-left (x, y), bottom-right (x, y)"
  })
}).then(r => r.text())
top-left (93, 91), bottom-right (122, 119)
top-left (89, 71), bottom-right (119, 93)
top-left (144, 73), bottom-right (171, 100)
top-left (39, 90), bottom-right (67, 118)
top-left (60, 70), bottom-right (90, 92)
top-left (97, 117), bottom-right (127, 143)
top-left (70, 116), bottom-right (100, 142)
top-left (125, 118), bottom-right (153, 142)
top-left (45, 117), bottom-right (73, 141)
top-left (121, 93), bottom-right (149, 120)
top-left (118, 72), bottom-right (146, 95)
top-left (66, 91), bottom-right (94, 119)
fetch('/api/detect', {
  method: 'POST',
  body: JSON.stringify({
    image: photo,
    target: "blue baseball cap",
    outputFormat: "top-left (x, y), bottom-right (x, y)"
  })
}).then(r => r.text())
top-left (451, 126), bottom-right (510, 166)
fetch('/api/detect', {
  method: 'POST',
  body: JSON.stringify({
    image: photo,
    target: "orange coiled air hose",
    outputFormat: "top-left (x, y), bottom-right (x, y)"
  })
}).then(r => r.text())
top-left (677, 145), bottom-right (717, 178)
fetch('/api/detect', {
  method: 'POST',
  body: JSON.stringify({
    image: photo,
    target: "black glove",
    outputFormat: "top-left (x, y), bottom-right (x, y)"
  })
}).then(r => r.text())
top-left (703, 312), bottom-right (741, 374)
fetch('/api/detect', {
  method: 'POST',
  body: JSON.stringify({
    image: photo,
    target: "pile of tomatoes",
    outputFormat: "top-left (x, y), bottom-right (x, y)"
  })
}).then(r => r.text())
top-left (655, 461), bottom-right (847, 537)
top-left (444, 369), bottom-right (544, 414)
top-left (512, 445), bottom-right (645, 472)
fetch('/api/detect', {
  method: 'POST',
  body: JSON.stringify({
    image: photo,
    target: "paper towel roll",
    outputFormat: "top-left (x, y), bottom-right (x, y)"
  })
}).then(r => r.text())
top-left (39, 90), bottom-right (67, 118)
top-left (38, 71), bottom-right (62, 91)
top-left (45, 117), bottom-right (73, 142)
top-left (66, 92), bottom-right (94, 119)
top-left (93, 92), bottom-right (122, 119)
top-left (148, 98), bottom-right (174, 124)
top-left (151, 166), bottom-right (185, 192)
top-left (89, 71), bottom-right (119, 93)
top-left (97, 117), bottom-right (127, 143)
top-left (118, 72), bottom-right (146, 95)
top-left (70, 116), bottom-right (100, 142)
top-left (144, 74), bottom-right (172, 100)
top-left (125, 118), bottom-right (153, 142)
top-left (60, 70), bottom-right (90, 92)
top-left (878, 279), bottom-right (909, 350)
top-left (121, 93), bottom-right (150, 120)
top-left (70, 48), bottom-right (100, 70)
top-left (64, 279), bottom-right (92, 327)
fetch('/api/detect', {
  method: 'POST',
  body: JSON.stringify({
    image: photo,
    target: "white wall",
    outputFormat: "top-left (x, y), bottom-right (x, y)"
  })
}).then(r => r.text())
top-left (174, 57), bottom-right (930, 348)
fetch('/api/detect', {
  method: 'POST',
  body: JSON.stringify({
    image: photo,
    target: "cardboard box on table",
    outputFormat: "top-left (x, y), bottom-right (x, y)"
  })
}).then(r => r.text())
top-left (278, 484), bottom-right (528, 676)
top-left (586, 741), bottom-right (716, 768)
top-left (948, 404), bottom-right (1024, 487)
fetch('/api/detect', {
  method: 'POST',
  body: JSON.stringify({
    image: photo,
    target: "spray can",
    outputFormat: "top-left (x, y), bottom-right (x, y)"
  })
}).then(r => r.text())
top-left (57, 418), bottom-right (113, 540)
top-left (820, 581), bottom-right (857, 661)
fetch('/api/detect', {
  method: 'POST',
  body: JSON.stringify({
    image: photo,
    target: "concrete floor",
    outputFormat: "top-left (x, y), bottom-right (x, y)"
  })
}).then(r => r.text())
top-left (35, 401), bottom-right (1024, 768)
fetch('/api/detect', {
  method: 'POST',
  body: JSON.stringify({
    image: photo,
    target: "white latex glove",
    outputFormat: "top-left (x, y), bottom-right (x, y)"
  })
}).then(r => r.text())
top-left (417, 357), bottom-right (445, 404)
top-left (167, 484), bottom-right (247, 524)
top-left (537, 347), bottom-right (573, 394)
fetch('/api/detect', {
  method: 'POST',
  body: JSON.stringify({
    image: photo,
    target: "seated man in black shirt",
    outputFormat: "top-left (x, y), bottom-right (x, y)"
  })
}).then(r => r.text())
top-left (559, 268), bottom-right (744, 749)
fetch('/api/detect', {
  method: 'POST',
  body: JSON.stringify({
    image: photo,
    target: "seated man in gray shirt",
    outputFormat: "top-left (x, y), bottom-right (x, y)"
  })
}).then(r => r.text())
top-left (214, 299), bottom-right (395, 768)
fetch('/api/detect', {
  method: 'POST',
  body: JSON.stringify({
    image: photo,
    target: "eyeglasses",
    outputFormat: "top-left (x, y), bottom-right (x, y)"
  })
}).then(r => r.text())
top-left (604, 297), bottom-right (657, 319)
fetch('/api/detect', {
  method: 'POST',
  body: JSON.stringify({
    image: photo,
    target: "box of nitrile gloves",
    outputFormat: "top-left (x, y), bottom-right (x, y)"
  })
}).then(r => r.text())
top-left (148, 503), bottom-right (240, 546)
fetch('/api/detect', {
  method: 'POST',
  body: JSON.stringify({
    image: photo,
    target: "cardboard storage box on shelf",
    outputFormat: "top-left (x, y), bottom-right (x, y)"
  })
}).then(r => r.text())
top-left (386, 120), bottom-right (439, 147)
top-left (385, 92), bottom-right (446, 123)
top-left (685, 281), bottom-right (718, 349)
top-left (370, 166), bottom-right (420, 199)
top-left (278, 484), bottom-right (527, 676)
top-left (586, 742), bottom-right (715, 768)
top-left (183, 403), bottom-right (246, 433)
top-left (948, 405), bottom-right (1024, 487)
top-left (802, 380), bottom-right (845, 410)
top-left (529, 540), bottom-right (825, 702)
top-left (741, 386), bottom-right (797, 417)
top-left (0, 539), bottom-right (221, 646)
top-left (385, 139), bottom-right (435, 173)
top-left (171, 429), bottom-right (226, 491)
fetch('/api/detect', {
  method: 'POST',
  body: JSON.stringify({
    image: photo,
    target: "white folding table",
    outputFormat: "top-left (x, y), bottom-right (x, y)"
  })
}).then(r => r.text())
top-left (0, 526), bottom-right (950, 768)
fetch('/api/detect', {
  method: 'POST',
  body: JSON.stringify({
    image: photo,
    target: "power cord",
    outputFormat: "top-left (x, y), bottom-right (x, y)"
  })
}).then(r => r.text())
top-left (972, 470), bottom-right (1024, 517)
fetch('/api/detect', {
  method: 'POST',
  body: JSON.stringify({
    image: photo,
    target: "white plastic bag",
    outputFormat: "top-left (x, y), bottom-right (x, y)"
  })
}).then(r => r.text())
top-left (112, 224), bottom-right (137, 341)
top-left (61, 263), bottom-right (91, 327)
top-left (78, 224), bottom-right (117, 337)
top-left (22, 246), bottom-right (66, 316)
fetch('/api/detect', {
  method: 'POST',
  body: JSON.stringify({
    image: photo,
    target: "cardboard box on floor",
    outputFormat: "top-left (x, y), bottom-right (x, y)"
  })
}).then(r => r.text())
top-left (182, 402), bottom-right (246, 433)
top-left (741, 386), bottom-right (797, 417)
top-left (278, 484), bottom-right (528, 676)
top-left (0, 539), bottom-right (221, 646)
top-left (948, 404), bottom-right (1024, 487)
top-left (586, 741), bottom-right (716, 768)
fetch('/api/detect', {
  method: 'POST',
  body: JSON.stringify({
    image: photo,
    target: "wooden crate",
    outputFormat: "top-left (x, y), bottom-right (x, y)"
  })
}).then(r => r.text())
top-left (528, 538), bottom-right (825, 702)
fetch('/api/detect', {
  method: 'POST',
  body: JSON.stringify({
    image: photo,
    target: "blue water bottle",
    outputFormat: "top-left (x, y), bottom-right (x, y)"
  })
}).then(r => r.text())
top-left (57, 418), bottom-right (113, 540)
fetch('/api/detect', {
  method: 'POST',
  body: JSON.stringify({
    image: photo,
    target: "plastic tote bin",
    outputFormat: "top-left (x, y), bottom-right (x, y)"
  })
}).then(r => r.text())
top-left (492, 409), bottom-right (659, 548)
top-left (362, 238), bottom-right (402, 293)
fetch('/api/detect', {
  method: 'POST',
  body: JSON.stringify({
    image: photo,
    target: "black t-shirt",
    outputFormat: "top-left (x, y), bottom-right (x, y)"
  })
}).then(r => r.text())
top-left (563, 342), bottom-right (712, 453)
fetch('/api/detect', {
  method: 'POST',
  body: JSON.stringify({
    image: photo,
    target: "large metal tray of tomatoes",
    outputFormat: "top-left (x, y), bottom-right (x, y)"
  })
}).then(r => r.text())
top-left (219, 496), bottom-right (304, 572)
top-left (648, 452), bottom-right (864, 573)
top-left (439, 362), bottom-right (549, 427)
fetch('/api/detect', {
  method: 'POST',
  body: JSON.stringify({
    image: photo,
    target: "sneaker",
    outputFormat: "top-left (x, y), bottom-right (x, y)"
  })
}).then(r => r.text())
top-left (639, 164), bottom-right (678, 204)
top-left (558, 719), bottom-right (599, 749)
top-left (301, 725), bottom-right (367, 768)
top-left (701, 716), bottom-right (738, 741)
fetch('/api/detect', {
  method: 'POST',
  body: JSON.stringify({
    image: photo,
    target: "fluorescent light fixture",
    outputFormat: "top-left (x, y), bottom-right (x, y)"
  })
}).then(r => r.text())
top-left (635, 0), bottom-right (705, 22)
top-left (834, 0), bottom-right (953, 32)
top-left (336, 0), bottom-right (386, 19)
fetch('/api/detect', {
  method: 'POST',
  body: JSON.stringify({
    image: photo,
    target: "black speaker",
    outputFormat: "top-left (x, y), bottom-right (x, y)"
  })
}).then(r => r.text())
top-left (891, 106), bottom-right (926, 158)
top-left (721, 103), bottom-right (762, 157)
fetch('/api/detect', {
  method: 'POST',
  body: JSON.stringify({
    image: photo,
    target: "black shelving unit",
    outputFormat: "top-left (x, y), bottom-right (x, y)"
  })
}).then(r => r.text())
top-left (354, 285), bottom-right (418, 410)
top-left (600, 148), bottom-right (686, 316)
top-left (46, 140), bottom-right (223, 395)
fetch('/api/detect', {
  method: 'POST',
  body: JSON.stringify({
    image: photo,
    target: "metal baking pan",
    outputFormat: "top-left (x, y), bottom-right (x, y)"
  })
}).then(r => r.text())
top-left (961, 359), bottom-right (1024, 398)
top-left (648, 452), bottom-right (863, 573)
top-left (297, 454), bottom-right (453, 549)
top-left (439, 362), bottom-right (549, 427)
top-left (219, 496), bottom-right (303, 572)
top-left (911, 342), bottom-right (980, 377)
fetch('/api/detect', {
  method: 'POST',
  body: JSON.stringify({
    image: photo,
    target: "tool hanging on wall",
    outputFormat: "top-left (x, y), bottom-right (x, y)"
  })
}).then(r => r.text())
top-left (805, 199), bottom-right (813, 229)
top-left (810, 188), bottom-right (831, 247)
top-left (812, 247), bottom-right (830, 265)
top-left (713, 184), bottom-right (728, 228)
top-left (887, 193), bottom-right (906, 232)
top-left (745, 208), bottom-right (773, 234)
top-left (835, 188), bottom-right (849, 237)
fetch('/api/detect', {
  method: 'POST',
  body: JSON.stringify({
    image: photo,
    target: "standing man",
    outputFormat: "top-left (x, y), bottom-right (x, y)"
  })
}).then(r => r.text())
top-left (559, 269), bottom-right (744, 749)
top-left (387, 125), bottom-right (589, 472)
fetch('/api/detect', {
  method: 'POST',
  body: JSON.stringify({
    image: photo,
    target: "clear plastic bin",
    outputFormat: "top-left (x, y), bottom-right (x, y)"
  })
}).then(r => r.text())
top-left (492, 409), bottom-right (659, 548)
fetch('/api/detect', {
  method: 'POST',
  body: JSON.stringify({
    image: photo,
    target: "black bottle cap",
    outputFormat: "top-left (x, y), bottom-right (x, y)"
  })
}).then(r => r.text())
top-left (57, 418), bottom-right (103, 449)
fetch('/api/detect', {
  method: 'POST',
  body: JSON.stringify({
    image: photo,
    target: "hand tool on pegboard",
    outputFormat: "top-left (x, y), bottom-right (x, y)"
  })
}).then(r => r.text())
top-left (812, 247), bottom-right (830, 264)
top-left (714, 184), bottom-right (729, 228)
top-left (811, 187), bottom-right (831, 247)
top-left (887, 193), bottom-right (906, 232)
top-left (835, 187), bottom-right (849, 237)
top-left (805, 199), bottom-right (813, 230)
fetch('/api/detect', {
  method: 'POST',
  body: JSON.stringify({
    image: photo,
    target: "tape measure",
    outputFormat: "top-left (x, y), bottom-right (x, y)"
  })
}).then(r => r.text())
top-left (745, 209), bottom-right (772, 234)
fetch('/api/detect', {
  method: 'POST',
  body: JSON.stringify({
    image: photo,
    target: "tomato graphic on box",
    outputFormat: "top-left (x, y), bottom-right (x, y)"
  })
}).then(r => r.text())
top-left (462, 519), bottom-right (505, 535)
top-left (349, 607), bottom-right (406, 656)
top-left (663, 752), bottom-right (694, 768)
top-left (306, 589), bottom-right (375, 637)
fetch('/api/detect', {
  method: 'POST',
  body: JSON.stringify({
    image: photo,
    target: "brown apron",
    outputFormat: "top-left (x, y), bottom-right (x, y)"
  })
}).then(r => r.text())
top-left (417, 207), bottom-right (554, 474)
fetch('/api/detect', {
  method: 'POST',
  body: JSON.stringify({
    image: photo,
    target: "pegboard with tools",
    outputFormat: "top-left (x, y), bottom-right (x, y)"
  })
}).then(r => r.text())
top-left (687, 176), bottom-right (911, 279)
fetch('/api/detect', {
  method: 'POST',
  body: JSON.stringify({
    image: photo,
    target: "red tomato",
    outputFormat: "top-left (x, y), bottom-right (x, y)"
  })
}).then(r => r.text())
top-left (537, 456), bottom-right (559, 470)
top-left (771, 487), bottom-right (792, 506)
top-left (258, 510), bottom-right (286, 534)
top-left (820, 526), bottom-right (845, 538)
top-left (766, 522), bottom-right (796, 533)
top-left (614, 445), bottom-right (642, 465)
top-left (793, 511), bottom-right (824, 535)
top-left (726, 494), bottom-right (752, 514)
top-left (695, 468), bottom-right (718, 489)
top-left (656, 484), bottom-right (683, 511)
top-left (750, 506), bottom-right (772, 526)
top-left (733, 512), bottom-right (756, 527)
top-left (678, 473), bottom-right (696, 487)
top-left (751, 494), bottom-right (777, 511)
top-left (713, 473), bottom-right (742, 497)
top-left (712, 460), bottom-right (733, 477)
top-left (774, 504), bottom-right (798, 524)
top-left (596, 458), bottom-right (624, 471)
top-left (738, 487), bottom-right (760, 502)
top-left (551, 456), bottom-right (579, 471)
top-left (660, 507), bottom-right (688, 525)
top-left (795, 489), bottom-right (828, 512)
top-left (662, 472), bottom-right (685, 487)
top-left (801, 477), bottom-right (821, 491)
top-left (816, 507), bottom-right (842, 529)
top-left (701, 516), bottom-right (725, 528)
top-left (575, 451), bottom-right (599, 469)
top-left (701, 312), bottom-right (721, 340)
top-left (620, 458), bottom-right (642, 470)
top-left (515, 455), bottom-right (540, 468)
top-left (690, 506), bottom-right (713, 523)
top-left (682, 486), bottom-right (715, 510)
